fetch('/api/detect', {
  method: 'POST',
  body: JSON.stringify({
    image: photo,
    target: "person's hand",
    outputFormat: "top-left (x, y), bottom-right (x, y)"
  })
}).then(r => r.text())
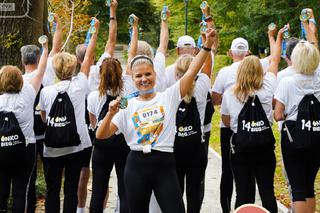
top-left (278, 24), bottom-right (289, 38)
top-left (133, 15), bottom-right (139, 27)
top-left (268, 23), bottom-right (277, 37)
top-left (42, 37), bottom-right (49, 50)
top-left (201, 1), bottom-right (210, 17)
top-left (108, 97), bottom-right (120, 115)
top-left (110, 0), bottom-right (118, 10)
top-left (204, 28), bottom-right (217, 48)
top-left (165, 7), bottom-right (171, 20)
top-left (305, 8), bottom-right (314, 19)
top-left (92, 17), bottom-right (100, 31)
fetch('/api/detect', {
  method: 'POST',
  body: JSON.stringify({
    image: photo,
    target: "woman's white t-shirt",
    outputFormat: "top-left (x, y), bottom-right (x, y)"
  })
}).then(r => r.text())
top-left (221, 72), bottom-right (277, 133)
top-left (0, 81), bottom-right (37, 144)
top-left (274, 69), bottom-right (320, 121)
top-left (39, 72), bottom-right (91, 157)
top-left (112, 82), bottom-right (182, 153)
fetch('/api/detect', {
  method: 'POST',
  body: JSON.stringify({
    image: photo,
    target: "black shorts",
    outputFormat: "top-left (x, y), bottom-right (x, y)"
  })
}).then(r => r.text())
top-left (80, 147), bottom-right (93, 168)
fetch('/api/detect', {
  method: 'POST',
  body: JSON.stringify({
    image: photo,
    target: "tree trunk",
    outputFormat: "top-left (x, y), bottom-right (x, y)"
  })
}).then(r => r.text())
top-left (0, 0), bottom-right (48, 68)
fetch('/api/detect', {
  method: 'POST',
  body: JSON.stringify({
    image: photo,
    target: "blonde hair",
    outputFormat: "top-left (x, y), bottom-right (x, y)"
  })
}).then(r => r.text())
top-left (233, 56), bottom-right (264, 103)
top-left (130, 55), bottom-right (154, 72)
top-left (0, 65), bottom-right (23, 93)
top-left (52, 52), bottom-right (77, 80)
top-left (99, 58), bottom-right (123, 97)
top-left (291, 41), bottom-right (320, 75)
top-left (137, 41), bottom-right (154, 59)
top-left (175, 54), bottom-right (194, 104)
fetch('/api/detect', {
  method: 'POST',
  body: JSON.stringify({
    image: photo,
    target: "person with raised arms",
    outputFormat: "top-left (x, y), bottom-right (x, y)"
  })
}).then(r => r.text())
top-left (39, 18), bottom-right (99, 213)
top-left (96, 28), bottom-right (216, 213)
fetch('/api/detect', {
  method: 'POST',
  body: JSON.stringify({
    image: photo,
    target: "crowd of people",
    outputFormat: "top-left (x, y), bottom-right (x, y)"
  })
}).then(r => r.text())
top-left (0, 1), bottom-right (319, 213)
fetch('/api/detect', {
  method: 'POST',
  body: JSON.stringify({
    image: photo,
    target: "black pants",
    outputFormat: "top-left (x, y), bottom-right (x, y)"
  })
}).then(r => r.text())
top-left (175, 143), bottom-right (207, 213)
top-left (90, 142), bottom-right (129, 213)
top-left (219, 128), bottom-right (233, 213)
top-left (44, 151), bottom-right (83, 213)
top-left (281, 124), bottom-right (320, 201)
top-left (27, 139), bottom-right (45, 213)
top-left (200, 131), bottom-right (210, 204)
top-left (124, 150), bottom-right (185, 213)
top-left (231, 149), bottom-right (277, 213)
top-left (0, 143), bottom-right (36, 213)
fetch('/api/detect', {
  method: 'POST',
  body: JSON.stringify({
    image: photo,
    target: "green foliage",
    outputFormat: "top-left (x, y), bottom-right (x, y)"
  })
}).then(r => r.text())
top-left (0, 32), bottom-right (23, 49)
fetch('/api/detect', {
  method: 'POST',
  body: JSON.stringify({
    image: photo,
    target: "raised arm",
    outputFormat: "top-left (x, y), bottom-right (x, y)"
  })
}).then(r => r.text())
top-left (200, 34), bottom-right (213, 78)
top-left (80, 18), bottom-right (100, 77)
top-left (30, 40), bottom-right (48, 93)
top-left (126, 15), bottom-right (139, 75)
top-left (104, 0), bottom-right (118, 56)
top-left (180, 28), bottom-right (216, 97)
top-left (302, 8), bottom-right (318, 49)
top-left (157, 8), bottom-right (170, 55)
top-left (268, 25), bottom-right (284, 76)
top-left (49, 14), bottom-right (63, 57)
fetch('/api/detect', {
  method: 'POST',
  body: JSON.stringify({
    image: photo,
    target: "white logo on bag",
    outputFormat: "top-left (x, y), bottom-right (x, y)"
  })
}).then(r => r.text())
top-left (301, 119), bottom-right (320, 131)
top-left (177, 125), bottom-right (197, 137)
top-left (0, 135), bottom-right (22, 147)
top-left (47, 116), bottom-right (70, 127)
top-left (241, 120), bottom-right (269, 132)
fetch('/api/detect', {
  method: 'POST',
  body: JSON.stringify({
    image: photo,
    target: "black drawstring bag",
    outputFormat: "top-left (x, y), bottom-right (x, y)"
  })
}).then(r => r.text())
top-left (0, 111), bottom-right (26, 165)
top-left (33, 84), bottom-right (46, 136)
top-left (293, 94), bottom-right (320, 150)
top-left (94, 95), bottom-right (125, 148)
top-left (45, 92), bottom-right (81, 148)
top-left (204, 92), bottom-right (215, 126)
top-left (233, 95), bottom-right (275, 153)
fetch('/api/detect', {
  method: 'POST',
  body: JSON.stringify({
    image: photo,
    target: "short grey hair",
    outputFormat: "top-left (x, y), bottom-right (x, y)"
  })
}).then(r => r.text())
top-left (231, 50), bottom-right (248, 57)
top-left (20, 45), bottom-right (40, 65)
top-left (75, 44), bottom-right (87, 63)
top-left (137, 41), bottom-right (154, 60)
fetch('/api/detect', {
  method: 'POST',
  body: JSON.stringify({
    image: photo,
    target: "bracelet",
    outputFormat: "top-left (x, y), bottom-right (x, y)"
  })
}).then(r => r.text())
top-left (202, 45), bottom-right (211, 52)
top-left (309, 18), bottom-right (317, 25)
top-left (110, 17), bottom-right (116, 21)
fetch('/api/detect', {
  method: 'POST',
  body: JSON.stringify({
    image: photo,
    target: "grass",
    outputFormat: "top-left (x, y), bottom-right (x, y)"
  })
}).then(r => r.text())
top-left (166, 50), bottom-right (320, 211)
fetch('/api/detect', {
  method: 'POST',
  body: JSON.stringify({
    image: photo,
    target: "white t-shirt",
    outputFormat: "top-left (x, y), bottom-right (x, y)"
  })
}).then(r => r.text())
top-left (88, 52), bottom-right (112, 91)
top-left (221, 72), bottom-right (277, 133)
top-left (0, 81), bottom-right (37, 144)
top-left (39, 72), bottom-right (91, 157)
top-left (274, 69), bottom-right (320, 122)
top-left (213, 59), bottom-right (270, 127)
top-left (23, 57), bottom-right (57, 87)
top-left (112, 82), bottom-right (181, 153)
top-left (165, 63), bottom-right (176, 88)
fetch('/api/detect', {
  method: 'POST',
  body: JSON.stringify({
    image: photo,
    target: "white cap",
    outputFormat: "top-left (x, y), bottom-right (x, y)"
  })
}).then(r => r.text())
top-left (230, 37), bottom-right (249, 51)
top-left (177, 35), bottom-right (196, 48)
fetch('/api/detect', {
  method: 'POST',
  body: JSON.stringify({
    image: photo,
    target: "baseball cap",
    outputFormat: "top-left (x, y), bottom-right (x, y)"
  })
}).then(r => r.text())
top-left (177, 35), bottom-right (196, 48)
top-left (230, 37), bottom-right (249, 51)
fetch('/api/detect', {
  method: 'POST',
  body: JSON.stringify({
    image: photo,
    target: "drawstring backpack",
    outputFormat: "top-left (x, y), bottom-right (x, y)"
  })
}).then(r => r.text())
top-left (232, 95), bottom-right (275, 153)
top-left (45, 84), bottom-right (80, 148)
top-left (33, 84), bottom-right (46, 136)
top-left (0, 110), bottom-right (26, 165)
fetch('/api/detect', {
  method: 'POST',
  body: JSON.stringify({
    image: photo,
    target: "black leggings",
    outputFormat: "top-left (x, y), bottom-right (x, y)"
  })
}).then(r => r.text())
top-left (175, 143), bottom-right (207, 213)
top-left (90, 142), bottom-right (129, 213)
top-left (281, 124), bottom-right (320, 201)
top-left (44, 151), bottom-right (83, 213)
top-left (231, 149), bottom-right (277, 213)
top-left (220, 127), bottom-right (234, 213)
top-left (0, 143), bottom-right (36, 213)
top-left (124, 150), bottom-right (185, 213)
top-left (27, 139), bottom-right (45, 213)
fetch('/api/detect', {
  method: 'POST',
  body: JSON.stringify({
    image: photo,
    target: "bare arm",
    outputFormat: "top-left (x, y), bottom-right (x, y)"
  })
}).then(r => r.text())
top-left (180, 28), bottom-right (216, 98)
top-left (126, 15), bottom-right (139, 75)
top-left (274, 100), bottom-right (285, 121)
top-left (268, 25), bottom-right (284, 76)
top-left (96, 99), bottom-right (120, 139)
top-left (49, 14), bottom-right (62, 57)
top-left (40, 111), bottom-right (46, 123)
top-left (221, 114), bottom-right (230, 127)
top-left (88, 112), bottom-right (97, 129)
top-left (30, 41), bottom-right (48, 93)
top-left (302, 9), bottom-right (318, 49)
top-left (80, 18), bottom-right (100, 77)
top-left (157, 9), bottom-right (170, 55)
top-left (104, 0), bottom-right (118, 56)
top-left (212, 92), bottom-right (222, 105)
